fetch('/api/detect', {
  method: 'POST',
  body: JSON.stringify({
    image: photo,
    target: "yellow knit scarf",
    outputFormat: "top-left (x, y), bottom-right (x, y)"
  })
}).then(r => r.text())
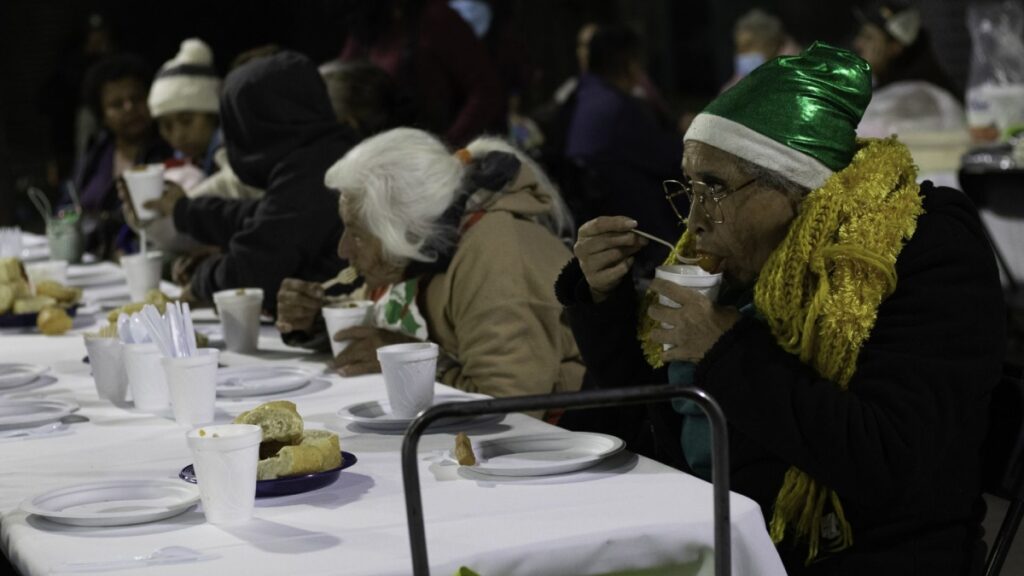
top-left (639, 137), bottom-right (924, 562)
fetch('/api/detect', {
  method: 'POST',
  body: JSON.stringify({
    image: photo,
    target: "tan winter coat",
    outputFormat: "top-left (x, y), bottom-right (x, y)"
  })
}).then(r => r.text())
top-left (422, 166), bottom-right (584, 405)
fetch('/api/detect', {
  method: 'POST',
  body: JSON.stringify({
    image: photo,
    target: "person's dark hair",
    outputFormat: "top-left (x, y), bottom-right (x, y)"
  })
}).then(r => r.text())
top-left (320, 61), bottom-right (410, 135)
top-left (856, 1), bottom-right (961, 98)
top-left (878, 29), bottom-right (961, 98)
top-left (587, 24), bottom-right (642, 80)
top-left (81, 53), bottom-right (151, 118)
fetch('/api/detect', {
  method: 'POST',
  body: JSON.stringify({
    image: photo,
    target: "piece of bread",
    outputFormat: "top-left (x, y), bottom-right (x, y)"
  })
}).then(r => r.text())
top-left (37, 307), bottom-right (73, 335)
top-left (35, 281), bottom-right (81, 304)
top-left (301, 429), bottom-right (342, 470)
top-left (12, 279), bottom-right (31, 299)
top-left (255, 429), bottom-right (342, 480)
top-left (233, 400), bottom-right (303, 444)
top-left (0, 258), bottom-right (22, 284)
top-left (455, 432), bottom-right (476, 466)
top-left (13, 296), bottom-right (57, 315)
top-left (257, 443), bottom-right (325, 480)
top-left (0, 284), bottom-right (13, 314)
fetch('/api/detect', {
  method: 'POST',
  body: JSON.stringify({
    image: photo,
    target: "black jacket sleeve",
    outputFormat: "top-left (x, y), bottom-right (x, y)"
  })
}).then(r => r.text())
top-left (173, 195), bottom-right (260, 248)
top-left (555, 258), bottom-right (664, 388)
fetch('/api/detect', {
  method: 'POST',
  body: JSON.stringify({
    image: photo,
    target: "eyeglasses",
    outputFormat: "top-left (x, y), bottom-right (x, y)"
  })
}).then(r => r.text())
top-left (662, 177), bottom-right (757, 225)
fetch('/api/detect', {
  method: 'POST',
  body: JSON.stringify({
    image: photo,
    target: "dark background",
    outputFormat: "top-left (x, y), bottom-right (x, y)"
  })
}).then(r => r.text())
top-left (0, 0), bottom-right (972, 230)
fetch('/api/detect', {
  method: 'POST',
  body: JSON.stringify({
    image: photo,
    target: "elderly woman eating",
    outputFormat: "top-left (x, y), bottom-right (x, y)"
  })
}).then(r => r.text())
top-left (555, 43), bottom-right (1005, 574)
top-left (277, 128), bottom-right (584, 405)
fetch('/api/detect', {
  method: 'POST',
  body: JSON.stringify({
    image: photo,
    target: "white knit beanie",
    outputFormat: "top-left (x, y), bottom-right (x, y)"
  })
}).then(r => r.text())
top-left (148, 38), bottom-right (221, 117)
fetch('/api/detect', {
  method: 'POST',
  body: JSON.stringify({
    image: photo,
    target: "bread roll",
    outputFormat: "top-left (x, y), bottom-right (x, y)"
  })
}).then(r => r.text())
top-left (256, 429), bottom-right (342, 480)
top-left (301, 429), bottom-right (342, 470)
top-left (233, 400), bottom-right (303, 444)
top-left (0, 258), bottom-right (22, 284)
top-left (0, 284), bottom-right (13, 314)
top-left (37, 307), bottom-right (73, 335)
top-left (13, 296), bottom-right (57, 315)
top-left (35, 281), bottom-right (82, 304)
top-left (257, 444), bottom-right (325, 480)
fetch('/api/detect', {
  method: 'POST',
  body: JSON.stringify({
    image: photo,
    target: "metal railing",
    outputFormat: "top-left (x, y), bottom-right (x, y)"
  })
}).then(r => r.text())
top-left (400, 384), bottom-right (731, 576)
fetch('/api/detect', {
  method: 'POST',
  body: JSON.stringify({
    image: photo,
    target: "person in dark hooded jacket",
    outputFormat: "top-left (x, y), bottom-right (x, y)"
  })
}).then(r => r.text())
top-left (140, 51), bottom-right (354, 315)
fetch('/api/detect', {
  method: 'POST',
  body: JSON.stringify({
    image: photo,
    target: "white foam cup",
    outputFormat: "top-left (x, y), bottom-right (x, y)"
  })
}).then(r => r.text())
top-left (322, 300), bottom-right (374, 357)
top-left (122, 163), bottom-right (166, 221)
top-left (213, 288), bottom-right (264, 353)
top-left (163, 348), bottom-right (219, 428)
top-left (123, 342), bottom-right (170, 411)
top-left (186, 424), bottom-right (261, 525)
top-left (121, 251), bottom-right (163, 302)
top-left (83, 335), bottom-right (128, 403)
top-left (376, 342), bottom-right (438, 419)
top-left (654, 265), bottom-right (724, 351)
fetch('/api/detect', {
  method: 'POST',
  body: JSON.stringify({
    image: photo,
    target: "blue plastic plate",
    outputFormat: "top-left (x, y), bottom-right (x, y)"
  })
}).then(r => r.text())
top-left (180, 451), bottom-right (357, 498)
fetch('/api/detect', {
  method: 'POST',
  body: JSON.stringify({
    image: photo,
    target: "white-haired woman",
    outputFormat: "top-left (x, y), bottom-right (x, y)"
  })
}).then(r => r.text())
top-left (276, 128), bottom-right (584, 405)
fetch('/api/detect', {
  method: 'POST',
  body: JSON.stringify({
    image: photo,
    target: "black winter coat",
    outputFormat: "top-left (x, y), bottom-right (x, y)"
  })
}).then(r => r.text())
top-left (172, 51), bottom-right (353, 314)
top-left (555, 184), bottom-right (1006, 576)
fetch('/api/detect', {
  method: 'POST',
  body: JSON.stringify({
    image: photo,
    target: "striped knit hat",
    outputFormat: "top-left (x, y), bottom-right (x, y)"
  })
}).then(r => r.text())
top-left (684, 42), bottom-right (872, 190)
top-left (148, 38), bottom-right (221, 117)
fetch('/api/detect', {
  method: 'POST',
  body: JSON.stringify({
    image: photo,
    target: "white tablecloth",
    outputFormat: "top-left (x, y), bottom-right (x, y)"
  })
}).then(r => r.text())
top-left (0, 262), bottom-right (786, 576)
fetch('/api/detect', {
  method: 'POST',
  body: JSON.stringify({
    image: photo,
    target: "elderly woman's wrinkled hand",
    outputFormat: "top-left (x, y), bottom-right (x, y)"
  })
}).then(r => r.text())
top-left (142, 181), bottom-right (186, 219)
top-left (574, 216), bottom-right (647, 303)
top-left (276, 278), bottom-right (324, 334)
top-left (332, 326), bottom-right (421, 377)
top-left (647, 278), bottom-right (741, 363)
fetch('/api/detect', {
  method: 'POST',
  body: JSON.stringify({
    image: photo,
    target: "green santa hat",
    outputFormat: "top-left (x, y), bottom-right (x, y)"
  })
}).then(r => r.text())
top-left (684, 42), bottom-right (872, 191)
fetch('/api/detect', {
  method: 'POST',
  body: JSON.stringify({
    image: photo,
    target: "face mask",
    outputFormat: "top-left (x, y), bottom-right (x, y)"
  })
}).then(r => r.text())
top-left (449, 0), bottom-right (493, 38)
top-left (734, 52), bottom-right (766, 78)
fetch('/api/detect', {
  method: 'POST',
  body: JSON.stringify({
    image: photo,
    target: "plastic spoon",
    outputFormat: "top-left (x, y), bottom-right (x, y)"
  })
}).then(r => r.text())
top-left (54, 546), bottom-right (219, 573)
top-left (116, 313), bottom-right (134, 344)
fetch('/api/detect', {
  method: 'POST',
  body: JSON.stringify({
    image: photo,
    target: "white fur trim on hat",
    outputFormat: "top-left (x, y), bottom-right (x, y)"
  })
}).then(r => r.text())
top-left (683, 113), bottom-right (834, 190)
top-left (147, 38), bottom-right (221, 117)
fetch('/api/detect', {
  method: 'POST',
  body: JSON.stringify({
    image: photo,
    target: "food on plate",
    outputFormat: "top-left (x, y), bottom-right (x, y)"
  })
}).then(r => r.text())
top-left (234, 400), bottom-right (304, 444)
top-left (37, 307), bottom-right (73, 335)
top-left (0, 257), bottom-right (23, 284)
top-left (257, 430), bottom-right (342, 480)
top-left (0, 258), bottom-right (80, 333)
top-left (233, 400), bottom-right (343, 481)
top-left (454, 432), bottom-right (476, 466)
top-left (0, 284), bottom-right (13, 314)
top-left (13, 296), bottom-right (57, 315)
top-left (35, 281), bottom-right (82, 305)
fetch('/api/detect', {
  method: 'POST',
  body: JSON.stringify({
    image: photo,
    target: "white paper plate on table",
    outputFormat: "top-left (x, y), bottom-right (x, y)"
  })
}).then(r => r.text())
top-left (464, 432), bottom-right (625, 477)
top-left (21, 479), bottom-right (200, 527)
top-left (337, 393), bottom-right (500, 432)
top-left (0, 363), bottom-right (49, 389)
top-left (0, 399), bottom-right (77, 430)
top-left (216, 365), bottom-right (319, 397)
top-left (66, 266), bottom-right (125, 288)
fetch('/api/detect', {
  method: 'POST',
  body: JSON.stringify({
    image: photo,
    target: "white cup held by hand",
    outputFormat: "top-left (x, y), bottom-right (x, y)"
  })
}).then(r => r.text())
top-left (322, 300), bottom-right (373, 357)
top-left (163, 348), bottom-right (219, 428)
top-left (377, 342), bottom-right (438, 419)
top-left (121, 252), bottom-right (163, 302)
top-left (213, 288), bottom-right (264, 353)
top-left (123, 342), bottom-right (169, 411)
top-left (84, 335), bottom-right (128, 403)
top-left (186, 424), bottom-right (261, 525)
top-left (122, 164), bottom-right (166, 221)
top-left (654, 265), bottom-right (724, 351)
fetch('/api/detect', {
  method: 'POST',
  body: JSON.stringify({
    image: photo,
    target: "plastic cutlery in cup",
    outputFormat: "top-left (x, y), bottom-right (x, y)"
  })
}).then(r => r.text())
top-left (54, 546), bottom-right (219, 573)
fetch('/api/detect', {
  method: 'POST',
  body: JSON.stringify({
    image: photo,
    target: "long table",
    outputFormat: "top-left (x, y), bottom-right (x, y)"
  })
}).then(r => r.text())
top-left (0, 262), bottom-right (786, 576)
